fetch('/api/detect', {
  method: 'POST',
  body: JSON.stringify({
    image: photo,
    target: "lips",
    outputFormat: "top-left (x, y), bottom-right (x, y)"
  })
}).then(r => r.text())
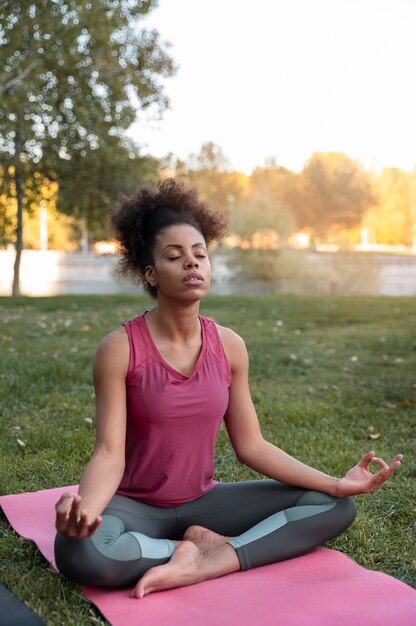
top-left (183, 272), bottom-right (204, 285)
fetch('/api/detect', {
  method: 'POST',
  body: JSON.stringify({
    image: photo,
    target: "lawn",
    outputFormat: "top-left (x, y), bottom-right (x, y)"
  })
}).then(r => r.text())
top-left (1, 294), bottom-right (415, 625)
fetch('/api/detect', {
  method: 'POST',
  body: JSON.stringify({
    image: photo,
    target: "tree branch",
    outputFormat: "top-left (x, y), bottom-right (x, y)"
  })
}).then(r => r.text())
top-left (0, 60), bottom-right (38, 96)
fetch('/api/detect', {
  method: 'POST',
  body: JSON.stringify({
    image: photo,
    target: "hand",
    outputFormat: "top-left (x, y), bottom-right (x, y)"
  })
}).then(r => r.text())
top-left (55, 493), bottom-right (102, 539)
top-left (334, 451), bottom-right (403, 497)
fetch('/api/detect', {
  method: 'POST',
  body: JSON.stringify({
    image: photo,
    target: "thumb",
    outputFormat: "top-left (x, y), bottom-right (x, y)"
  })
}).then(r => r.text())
top-left (359, 451), bottom-right (375, 468)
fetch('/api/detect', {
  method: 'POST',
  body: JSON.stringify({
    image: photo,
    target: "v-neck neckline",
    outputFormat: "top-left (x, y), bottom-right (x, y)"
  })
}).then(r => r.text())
top-left (141, 314), bottom-right (206, 380)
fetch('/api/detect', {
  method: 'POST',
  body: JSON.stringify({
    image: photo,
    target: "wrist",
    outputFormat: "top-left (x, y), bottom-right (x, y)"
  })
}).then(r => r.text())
top-left (329, 477), bottom-right (341, 497)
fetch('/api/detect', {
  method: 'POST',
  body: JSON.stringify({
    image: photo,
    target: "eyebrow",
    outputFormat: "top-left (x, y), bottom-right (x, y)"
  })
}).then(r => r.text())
top-left (162, 243), bottom-right (206, 251)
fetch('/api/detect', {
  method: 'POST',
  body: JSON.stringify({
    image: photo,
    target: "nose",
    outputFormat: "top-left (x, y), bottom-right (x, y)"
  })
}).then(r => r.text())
top-left (185, 255), bottom-right (199, 268)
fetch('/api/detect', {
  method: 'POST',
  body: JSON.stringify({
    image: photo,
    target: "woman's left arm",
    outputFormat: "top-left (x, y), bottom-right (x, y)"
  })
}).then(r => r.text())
top-left (220, 328), bottom-right (402, 498)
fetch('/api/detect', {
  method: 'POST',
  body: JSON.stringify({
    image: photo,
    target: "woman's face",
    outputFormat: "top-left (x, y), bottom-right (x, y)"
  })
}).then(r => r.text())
top-left (145, 223), bottom-right (211, 301)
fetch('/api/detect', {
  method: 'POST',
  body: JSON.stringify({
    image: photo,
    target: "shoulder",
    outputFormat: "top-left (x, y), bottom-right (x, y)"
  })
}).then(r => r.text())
top-left (215, 323), bottom-right (248, 373)
top-left (93, 327), bottom-right (129, 378)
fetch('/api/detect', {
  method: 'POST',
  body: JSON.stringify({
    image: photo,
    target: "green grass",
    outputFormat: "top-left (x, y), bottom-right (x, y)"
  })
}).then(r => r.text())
top-left (1, 294), bottom-right (415, 624)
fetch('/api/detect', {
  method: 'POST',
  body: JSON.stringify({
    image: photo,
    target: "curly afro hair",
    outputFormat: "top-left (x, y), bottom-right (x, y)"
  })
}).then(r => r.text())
top-left (111, 178), bottom-right (227, 297)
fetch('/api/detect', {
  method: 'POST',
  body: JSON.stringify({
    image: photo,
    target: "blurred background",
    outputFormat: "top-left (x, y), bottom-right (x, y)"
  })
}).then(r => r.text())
top-left (1, 0), bottom-right (416, 297)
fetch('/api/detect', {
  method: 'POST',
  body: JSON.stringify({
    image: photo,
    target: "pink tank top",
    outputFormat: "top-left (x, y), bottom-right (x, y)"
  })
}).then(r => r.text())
top-left (116, 314), bottom-right (232, 507)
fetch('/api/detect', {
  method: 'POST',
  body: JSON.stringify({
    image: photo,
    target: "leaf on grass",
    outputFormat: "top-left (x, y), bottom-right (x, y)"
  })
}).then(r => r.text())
top-left (402, 399), bottom-right (414, 408)
top-left (81, 325), bottom-right (91, 331)
top-left (369, 432), bottom-right (382, 440)
top-left (384, 402), bottom-right (397, 410)
top-left (16, 439), bottom-right (25, 447)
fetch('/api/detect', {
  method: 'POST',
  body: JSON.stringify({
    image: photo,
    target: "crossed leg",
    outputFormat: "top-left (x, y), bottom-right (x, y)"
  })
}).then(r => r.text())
top-left (54, 481), bottom-right (356, 596)
top-left (134, 481), bottom-right (356, 597)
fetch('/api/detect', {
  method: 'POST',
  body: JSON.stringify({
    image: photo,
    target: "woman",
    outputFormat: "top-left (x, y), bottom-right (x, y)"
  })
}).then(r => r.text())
top-left (54, 179), bottom-right (402, 599)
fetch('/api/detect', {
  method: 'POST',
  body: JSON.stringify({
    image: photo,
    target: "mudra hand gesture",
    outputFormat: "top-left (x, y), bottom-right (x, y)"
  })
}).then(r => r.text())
top-left (335, 451), bottom-right (403, 497)
top-left (55, 493), bottom-right (102, 540)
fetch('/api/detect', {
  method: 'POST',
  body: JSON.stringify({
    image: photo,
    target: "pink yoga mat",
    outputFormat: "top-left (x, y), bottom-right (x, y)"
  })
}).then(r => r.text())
top-left (1, 486), bottom-right (415, 626)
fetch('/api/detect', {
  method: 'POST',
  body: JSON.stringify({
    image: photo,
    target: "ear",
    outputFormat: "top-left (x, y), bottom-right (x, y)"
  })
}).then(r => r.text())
top-left (145, 265), bottom-right (157, 287)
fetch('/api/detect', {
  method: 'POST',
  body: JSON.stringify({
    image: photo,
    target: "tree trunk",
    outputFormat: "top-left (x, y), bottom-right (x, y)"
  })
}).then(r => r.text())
top-left (12, 123), bottom-right (24, 296)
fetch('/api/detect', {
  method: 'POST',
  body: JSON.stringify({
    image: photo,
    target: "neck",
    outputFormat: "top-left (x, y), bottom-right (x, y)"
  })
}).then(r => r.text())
top-left (147, 298), bottom-right (201, 341)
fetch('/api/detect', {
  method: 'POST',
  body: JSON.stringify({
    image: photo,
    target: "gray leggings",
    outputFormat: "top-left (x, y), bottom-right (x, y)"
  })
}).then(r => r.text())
top-left (54, 480), bottom-right (356, 587)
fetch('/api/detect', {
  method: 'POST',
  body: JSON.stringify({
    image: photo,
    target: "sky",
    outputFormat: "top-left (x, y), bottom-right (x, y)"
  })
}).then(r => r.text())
top-left (128, 0), bottom-right (416, 174)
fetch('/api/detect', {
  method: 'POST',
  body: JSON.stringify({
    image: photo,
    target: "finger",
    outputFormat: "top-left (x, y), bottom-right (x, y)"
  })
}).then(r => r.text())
top-left (371, 457), bottom-right (389, 471)
top-left (76, 510), bottom-right (90, 537)
top-left (68, 495), bottom-right (82, 524)
top-left (55, 494), bottom-right (75, 532)
top-left (88, 516), bottom-right (102, 536)
top-left (369, 454), bottom-right (403, 479)
top-left (358, 451), bottom-right (375, 469)
top-left (131, 580), bottom-right (144, 599)
top-left (388, 459), bottom-right (402, 473)
top-left (368, 461), bottom-right (401, 492)
top-left (367, 471), bottom-right (389, 492)
top-left (55, 493), bottom-right (75, 512)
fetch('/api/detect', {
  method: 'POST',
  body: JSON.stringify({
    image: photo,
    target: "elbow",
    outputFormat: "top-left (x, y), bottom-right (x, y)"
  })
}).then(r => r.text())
top-left (234, 438), bottom-right (266, 467)
top-left (90, 448), bottom-right (125, 475)
top-left (235, 448), bottom-right (252, 466)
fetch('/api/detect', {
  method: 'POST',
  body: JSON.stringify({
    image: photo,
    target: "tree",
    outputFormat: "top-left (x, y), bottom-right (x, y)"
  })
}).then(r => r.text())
top-left (365, 168), bottom-right (415, 246)
top-left (249, 164), bottom-right (301, 238)
top-left (55, 136), bottom-right (160, 242)
top-left (185, 142), bottom-right (248, 221)
top-left (0, 0), bottom-right (175, 294)
top-left (236, 195), bottom-right (295, 244)
top-left (0, 164), bottom-right (44, 246)
top-left (299, 152), bottom-right (374, 238)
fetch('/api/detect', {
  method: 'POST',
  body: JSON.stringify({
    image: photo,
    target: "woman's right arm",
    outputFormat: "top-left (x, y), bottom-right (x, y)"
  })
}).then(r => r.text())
top-left (55, 327), bottom-right (129, 539)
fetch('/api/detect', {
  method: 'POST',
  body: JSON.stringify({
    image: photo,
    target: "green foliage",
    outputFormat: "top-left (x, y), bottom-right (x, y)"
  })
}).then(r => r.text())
top-left (55, 138), bottom-right (160, 235)
top-left (0, 0), bottom-right (174, 160)
top-left (0, 294), bottom-right (415, 624)
top-left (0, 0), bottom-right (175, 243)
top-left (0, 165), bottom-right (47, 244)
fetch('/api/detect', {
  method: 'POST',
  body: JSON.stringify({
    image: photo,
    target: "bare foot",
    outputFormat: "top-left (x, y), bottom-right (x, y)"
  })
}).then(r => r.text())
top-left (183, 525), bottom-right (232, 550)
top-left (132, 540), bottom-right (240, 599)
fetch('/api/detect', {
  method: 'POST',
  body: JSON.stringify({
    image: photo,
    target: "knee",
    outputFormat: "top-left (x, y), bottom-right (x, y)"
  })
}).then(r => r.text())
top-left (295, 490), bottom-right (356, 534)
top-left (337, 496), bottom-right (357, 529)
top-left (54, 532), bottom-right (123, 586)
top-left (54, 532), bottom-right (95, 585)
